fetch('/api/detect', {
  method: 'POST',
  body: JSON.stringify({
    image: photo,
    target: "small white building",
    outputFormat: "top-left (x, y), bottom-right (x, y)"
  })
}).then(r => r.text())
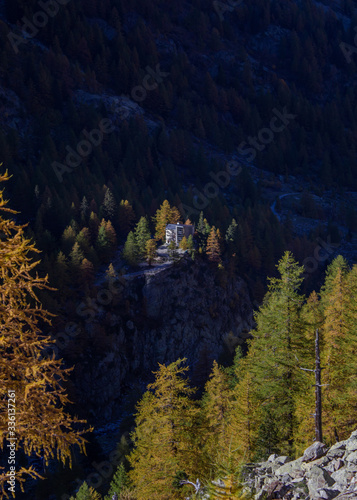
top-left (165, 223), bottom-right (194, 246)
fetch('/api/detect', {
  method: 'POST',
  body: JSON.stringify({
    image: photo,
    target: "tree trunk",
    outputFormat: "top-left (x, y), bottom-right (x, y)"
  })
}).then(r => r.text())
top-left (315, 329), bottom-right (323, 443)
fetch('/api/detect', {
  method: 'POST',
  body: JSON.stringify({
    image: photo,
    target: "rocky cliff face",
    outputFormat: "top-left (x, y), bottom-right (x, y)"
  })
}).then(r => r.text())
top-left (242, 430), bottom-right (357, 500)
top-left (71, 257), bottom-right (253, 423)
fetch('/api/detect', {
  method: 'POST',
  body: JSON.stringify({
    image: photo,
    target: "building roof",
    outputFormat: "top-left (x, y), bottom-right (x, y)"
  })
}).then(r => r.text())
top-left (166, 223), bottom-right (194, 230)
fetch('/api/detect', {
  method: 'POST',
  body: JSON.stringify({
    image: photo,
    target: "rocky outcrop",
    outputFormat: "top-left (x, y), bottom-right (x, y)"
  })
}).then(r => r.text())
top-left (242, 431), bottom-right (357, 499)
top-left (71, 257), bottom-right (253, 423)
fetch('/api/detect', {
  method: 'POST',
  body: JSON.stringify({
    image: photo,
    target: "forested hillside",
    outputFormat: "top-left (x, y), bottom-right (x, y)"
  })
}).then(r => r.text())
top-left (0, 0), bottom-right (357, 301)
top-left (1, 0), bottom-right (357, 498)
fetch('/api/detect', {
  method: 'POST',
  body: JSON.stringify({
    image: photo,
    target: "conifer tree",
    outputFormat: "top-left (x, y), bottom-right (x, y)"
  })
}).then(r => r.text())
top-left (118, 200), bottom-right (135, 235)
top-left (80, 196), bottom-right (89, 221)
top-left (62, 225), bottom-right (77, 254)
top-left (70, 241), bottom-right (85, 269)
top-left (187, 234), bottom-right (195, 258)
top-left (225, 218), bottom-right (238, 243)
top-left (321, 266), bottom-right (357, 442)
top-left (122, 231), bottom-right (138, 267)
top-left (134, 216), bottom-right (151, 259)
top-left (89, 211), bottom-right (100, 241)
top-left (104, 463), bottom-right (130, 500)
top-left (102, 187), bottom-right (116, 220)
top-left (201, 361), bottom-right (232, 473)
top-left (70, 481), bottom-right (101, 500)
top-left (76, 227), bottom-right (91, 254)
top-left (0, 172), bottom-right (88, 495)
top-left (129, 359), bottom-right (199, 499)
top-left (153, 200), bottom-right (181, 241)
top-left (319, 255), bottom-right (349, 309)
top-left (229, 371), bottom-right (257, 463)
top-left (179, 236), bottom-right (188, 250)
top-left (196, 212), bottom-right (210, 251)
top-left (243, 252), bottom-right (305, 456)
top-left (294, 291), bottom-right (324, 452)
top-left (105, 220), bottom-right (117, 248)
top-left (96, 220), bottom-right (111, 261)
top-left (145, 239), bottom-right (157, 266)
top-left (206, 227), bottom-right (221, 263)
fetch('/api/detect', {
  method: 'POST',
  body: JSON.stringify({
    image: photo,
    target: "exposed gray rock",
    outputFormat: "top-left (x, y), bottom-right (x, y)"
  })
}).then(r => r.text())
top-left (302, 455), bottom-right (330, 471)
top-left (346, 437), bottom-right (357, 452)
top-left (327, 442), bottom-right (346, 459)
top-left (71, 258), bottom-right (254, 422)
top-left (331, 467), bottom-right (355, 487)
top-left (325, 458), bottom-right (344, 473)
top-left (307, 465), bottom-right (335, 499)
top-left (345, 450), bottom-right (357, 464)
top-left (241, 430), bottom-right (357, 500)
top-left (302, 441), bottom-right (328, 462)
top-left (275, 457), bottom-right (304, 478)
top-left (317, 488), bottom-right (341, 499)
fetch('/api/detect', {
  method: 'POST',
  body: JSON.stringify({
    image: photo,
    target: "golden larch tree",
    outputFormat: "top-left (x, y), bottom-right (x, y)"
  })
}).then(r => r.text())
top-left (0, 172), bottom-right (88, 497)
top-left (206, 227), bottom-right (221, 263)
top-left (153, 200), bottom-right (181, 241)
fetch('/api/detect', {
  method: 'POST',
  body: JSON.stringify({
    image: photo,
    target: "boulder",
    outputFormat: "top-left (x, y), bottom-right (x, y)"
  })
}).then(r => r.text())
top-left (325, 458), bottom-right (344, 473)
top-left (275, 457), bottom-right (304, 479)
top-left (302, 455), bottom-right (330, 471)
top-left (345, 437), bottom-right (357, 453)
top-left (331, 467), bottom-right (355, 487)
top-left (302, 441), bottom-right (328, 462)
top-left (327, 443), bottom-right (346, 459)
top-left (307, 465), bottom-right (335, 499)
top-left (345, 450), bottom-right (357, 464)
top-left (317, 488), bottom-right (341, 499)
top-left (275, 455), bottom-right (290, 465)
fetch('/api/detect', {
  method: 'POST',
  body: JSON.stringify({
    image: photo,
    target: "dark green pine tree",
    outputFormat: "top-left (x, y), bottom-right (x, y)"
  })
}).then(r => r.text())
top-left (196, 212), bottom-right (210, 252)
top-left (225, 218), bottom-right (238, 244)
top-left (96, 222), bottom-right (111, 262)
top-left (123, 231), bottom-right (138, 267)
top-left (134, 216), bottom-right (151, 259)
top-left (104, 463), bottom-right (130, 500)
top-left (70, 481), bottom-right (101, 500)
top-left (245, 251), bottom-right (306, 457)
top-left (102, 187), bottom-right (116, 220)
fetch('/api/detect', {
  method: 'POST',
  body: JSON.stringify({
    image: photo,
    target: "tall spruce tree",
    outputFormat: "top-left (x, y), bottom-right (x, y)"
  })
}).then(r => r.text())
top-left (128, 359), bottom-right (199, 500)
top-left (122, 231), bottom-right (138, 267)
top-left (200, 361), bottom-right (232, 475)
top-left (243, 251), bottom-right (305, 456)
top-left (321, 265), bottom-right (357, 443)
top-left (134, 217), bottom-right (151, 259)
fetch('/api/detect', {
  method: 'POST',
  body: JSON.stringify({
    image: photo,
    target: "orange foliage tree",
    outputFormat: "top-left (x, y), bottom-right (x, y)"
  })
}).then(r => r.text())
top-left (0, 172), bottom-right (89, 497)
